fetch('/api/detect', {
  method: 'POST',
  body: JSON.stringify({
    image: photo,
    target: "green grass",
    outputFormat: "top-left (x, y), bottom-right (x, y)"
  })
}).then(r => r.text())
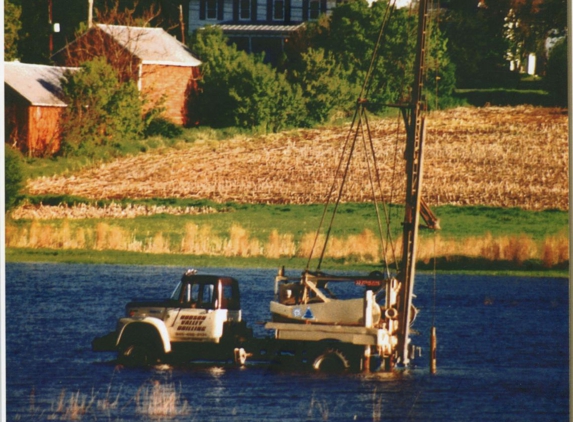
top-left (433, 205), bottom-right (568, 241)
top-left (7, 201), bottom-right (568, 244)
top-left (6, 248), bottom-right (568, 278)
top-left (454, 74), bottom-right (556, 107)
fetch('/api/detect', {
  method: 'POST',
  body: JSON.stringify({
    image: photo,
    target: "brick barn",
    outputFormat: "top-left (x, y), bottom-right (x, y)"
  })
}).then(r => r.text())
top-left (52, 24), bottom-right (202, 126)
top-left (4, 62), bottom-right (76, 157)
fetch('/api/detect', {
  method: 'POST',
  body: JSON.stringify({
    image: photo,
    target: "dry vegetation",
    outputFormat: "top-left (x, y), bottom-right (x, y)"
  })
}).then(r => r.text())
top-left (22, 380), bottom-right (189, 420)
top-left (11, 202), bottom-right (220, 219)
top-left (6, 220), bottom-right (569, 268)
top-left (27, 106), bottom-right (568, 211)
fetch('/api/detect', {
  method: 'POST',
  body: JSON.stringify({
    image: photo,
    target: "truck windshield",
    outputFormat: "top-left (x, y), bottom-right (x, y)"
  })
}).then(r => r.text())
top-left (170, 281), bottom-right (182, 300)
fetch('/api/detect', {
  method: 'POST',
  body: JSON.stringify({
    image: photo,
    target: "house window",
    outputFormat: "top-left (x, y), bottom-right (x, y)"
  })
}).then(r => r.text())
top-left (207, 0), bottom-right (218, 19)
top-left (309, 0), bottom-right (319, 19)
top-left (273, 0), bottom-right (284, 20)
top-left (240, 0), bottom-right (250, 19)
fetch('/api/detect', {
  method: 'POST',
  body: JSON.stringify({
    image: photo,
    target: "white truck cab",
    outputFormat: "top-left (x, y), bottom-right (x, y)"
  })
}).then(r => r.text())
top-left (93, 270), bottom-right (250, 366)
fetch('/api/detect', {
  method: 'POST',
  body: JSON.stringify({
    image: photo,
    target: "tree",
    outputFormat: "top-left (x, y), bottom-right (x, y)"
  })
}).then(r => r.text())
top-left (545, 38), bottom-right (566, 106)
top-left (4, 0), bottom-right (22, 60)
top-left (442, 0), bottom-right (513, 87)
top-left (301, 0), bottom-right (455, 110)
top-left (505, 0), bottom-right (567, 75)
top-left (189, 26), bottom-right (304, 131)
top-left (15, 0), bottom-right (183, 65)
top-left (288, 48), bottom-right (359, 126)
top-left (60, 57), bottom-right (144, 157)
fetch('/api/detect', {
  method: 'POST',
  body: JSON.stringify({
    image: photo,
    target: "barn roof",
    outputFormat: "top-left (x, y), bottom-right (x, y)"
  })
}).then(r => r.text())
top-left (96, 24), bottom-right (201, 67)
top-left (4, 62), bottom-right (76, 107)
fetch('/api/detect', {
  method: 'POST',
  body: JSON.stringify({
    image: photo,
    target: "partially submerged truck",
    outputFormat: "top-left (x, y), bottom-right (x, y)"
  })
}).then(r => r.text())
top-left (92, 266), bottom-right (420, 372)
top-left (93, 269), bottom-right (251, 367)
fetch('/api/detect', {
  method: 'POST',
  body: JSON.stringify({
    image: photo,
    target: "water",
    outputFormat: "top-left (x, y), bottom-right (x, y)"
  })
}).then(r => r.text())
top-left (5, 263), bottom-right (569, 421)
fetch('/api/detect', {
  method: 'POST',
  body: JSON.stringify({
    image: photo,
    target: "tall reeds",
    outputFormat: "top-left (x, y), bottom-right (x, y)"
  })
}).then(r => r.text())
top-left (5, 221), bottom-right (568, 268)
top-left (20, 380), bottom-right (190, 420)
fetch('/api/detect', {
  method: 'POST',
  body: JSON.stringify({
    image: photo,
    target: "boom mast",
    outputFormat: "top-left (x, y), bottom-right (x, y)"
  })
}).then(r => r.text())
top-left (396, 0), bottom-right (429, 365)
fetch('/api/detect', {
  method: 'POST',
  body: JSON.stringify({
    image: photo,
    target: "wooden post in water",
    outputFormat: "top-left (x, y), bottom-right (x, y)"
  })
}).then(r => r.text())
top-left (364, 345), bottom-right (371, 372)
top-left (429, 326), bottom-right (437, 374)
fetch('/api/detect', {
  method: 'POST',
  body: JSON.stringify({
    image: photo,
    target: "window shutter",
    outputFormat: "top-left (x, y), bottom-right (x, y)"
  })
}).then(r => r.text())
top-left (233, 0), bottom-right (239, 20)
top-left (302, 0), bottom-right (308, 21)
top-left (266, 0), bottom-right (273, 21)
top-left (285, 0), bottom-right (291, 22)
top-left (320, 0), bottom-right (326, 14)
top-left (200, 0), bottom-right (206, 20)
top-left (218, 0), bottom-right (225, 20)
top-left (251, 0), bottom-right (257, 21)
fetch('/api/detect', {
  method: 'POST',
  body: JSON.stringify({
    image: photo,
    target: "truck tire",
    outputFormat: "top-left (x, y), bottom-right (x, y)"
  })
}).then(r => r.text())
top-left (117, 324), bottom-right (164, 366)
top-left (312, 348), bottom-right (350, 372)
top-left (118, 342), bottom-right (159, 367)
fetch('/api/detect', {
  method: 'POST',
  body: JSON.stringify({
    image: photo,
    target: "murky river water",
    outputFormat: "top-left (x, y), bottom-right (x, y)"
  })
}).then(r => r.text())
top-left (5, 263), bottom-right (569, 421)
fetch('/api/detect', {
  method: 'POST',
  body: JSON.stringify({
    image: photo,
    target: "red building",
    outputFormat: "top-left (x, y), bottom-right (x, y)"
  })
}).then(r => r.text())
top-left (4, 62), bottom-right (76, 157)
top-left (52, 24), bottom-right (202, 126)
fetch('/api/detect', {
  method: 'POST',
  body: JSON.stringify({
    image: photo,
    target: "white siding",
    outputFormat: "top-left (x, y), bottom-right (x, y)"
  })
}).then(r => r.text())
top-left (189, 0), bottom-right (337, 33)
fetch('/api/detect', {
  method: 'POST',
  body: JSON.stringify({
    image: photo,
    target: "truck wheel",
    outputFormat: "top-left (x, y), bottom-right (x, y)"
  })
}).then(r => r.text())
top-left (118, 342), bottom-right (159, 367)
top-left (312, 348), bottom-right (350, 372)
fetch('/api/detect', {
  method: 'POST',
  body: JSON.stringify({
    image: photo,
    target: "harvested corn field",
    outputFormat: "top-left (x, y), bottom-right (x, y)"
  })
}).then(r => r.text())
top-left (27, 106), bottom-right (568, 210)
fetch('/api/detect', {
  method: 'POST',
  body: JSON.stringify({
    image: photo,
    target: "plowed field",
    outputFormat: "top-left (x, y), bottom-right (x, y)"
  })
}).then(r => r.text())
top-left (27, 106), bottom-right (568, 210)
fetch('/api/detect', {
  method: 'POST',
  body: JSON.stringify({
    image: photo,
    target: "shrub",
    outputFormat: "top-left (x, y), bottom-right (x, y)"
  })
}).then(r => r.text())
top-left (5, 145), bottom-right (23, 211)
top-left (289, 48), bottom-right (359, 126)
top-left (190, 27), bottom-right (305, 131)
top-left (145, 117), bottom-right (184, 138)
top-left (60, 57), bottom-right (144, 157)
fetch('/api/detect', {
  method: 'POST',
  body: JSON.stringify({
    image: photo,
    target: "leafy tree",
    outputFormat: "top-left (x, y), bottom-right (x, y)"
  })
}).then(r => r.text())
top-left (442, 0), bottom-right (513, 87)
top-left (5, 146), bottom-right (23, 211)
top-left (289, 48), bottom-right (359, 125)
top-left (190, 26), bottom-right (304, 131)
top-left (18, 0), bottom-right (51, 63)
top-left (60, 57), bottom-right (144, 157)
top-left (16, 0), bottom-right (182, 65)
top-left (4, 0), bottom-right (22, 60)
top-left (545, 38), bottom-right (567, 106)
top-left (302, 0), bottom-right (455, 110)
top-left (505, 0), bottom-right (567, 75)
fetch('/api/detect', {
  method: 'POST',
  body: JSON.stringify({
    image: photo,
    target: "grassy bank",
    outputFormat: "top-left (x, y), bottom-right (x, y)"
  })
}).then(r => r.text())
top-left (6, 203), bottom-right (568, 276)
top-left (5, 248), bottom-right (568, 278)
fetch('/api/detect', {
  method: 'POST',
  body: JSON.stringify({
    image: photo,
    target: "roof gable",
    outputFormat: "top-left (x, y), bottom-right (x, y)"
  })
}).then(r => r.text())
top-left (4, 62), bottom-right (77, 107)
top-left (96, 24), bottom-right (201, 67)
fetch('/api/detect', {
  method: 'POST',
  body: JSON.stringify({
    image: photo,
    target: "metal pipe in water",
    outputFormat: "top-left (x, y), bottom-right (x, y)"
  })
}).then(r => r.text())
top-left (430, 326), bottom-right (437, 374)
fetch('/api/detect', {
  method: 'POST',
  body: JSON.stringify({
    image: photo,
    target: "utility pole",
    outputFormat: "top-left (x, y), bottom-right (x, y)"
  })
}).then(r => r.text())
top-left (179, 4), bottom-right (185, 44)
top-left (88, 0), bottom-right (94, 28)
